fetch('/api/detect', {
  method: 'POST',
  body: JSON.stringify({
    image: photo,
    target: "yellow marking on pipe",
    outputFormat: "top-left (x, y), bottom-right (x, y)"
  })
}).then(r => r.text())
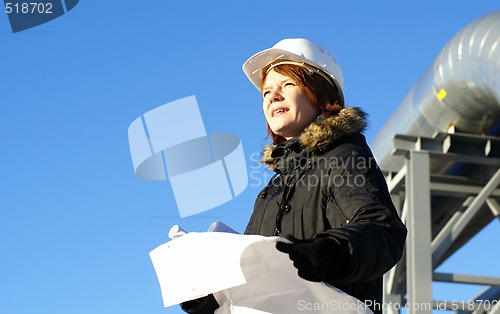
top-left (437, 88), bottom-right (447, 101)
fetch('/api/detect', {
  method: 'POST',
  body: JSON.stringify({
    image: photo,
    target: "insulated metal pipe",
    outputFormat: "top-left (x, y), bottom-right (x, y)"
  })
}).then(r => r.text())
top-left (371, 11), bottom-right (500, 172)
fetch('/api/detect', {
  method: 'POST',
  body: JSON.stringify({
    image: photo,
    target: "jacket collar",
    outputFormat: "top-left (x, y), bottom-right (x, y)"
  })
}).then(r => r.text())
top-left (261, 107), bottom-right (367, 170)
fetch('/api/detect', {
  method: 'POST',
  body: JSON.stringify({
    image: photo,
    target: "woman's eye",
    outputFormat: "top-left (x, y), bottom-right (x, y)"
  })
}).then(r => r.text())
top-left (262, 91), bottom-right (270, 97)
top-left (284, 82), bottom-right (295, 87)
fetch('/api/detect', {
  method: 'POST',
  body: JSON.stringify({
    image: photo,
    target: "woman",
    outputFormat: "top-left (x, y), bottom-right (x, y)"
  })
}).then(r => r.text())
top-left (182, 38), bottom-right (407, 314)
top-left (244, 38), bottom-right (407, 314)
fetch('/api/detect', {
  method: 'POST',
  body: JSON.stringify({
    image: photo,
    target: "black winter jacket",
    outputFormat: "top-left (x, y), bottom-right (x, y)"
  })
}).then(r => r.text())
top-left (245, 107), bottom-right (407, 314)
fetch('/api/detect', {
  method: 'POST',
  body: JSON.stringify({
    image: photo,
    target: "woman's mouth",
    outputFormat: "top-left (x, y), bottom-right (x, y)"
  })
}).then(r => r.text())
top-left (272, 108), bottom-right (289, 117)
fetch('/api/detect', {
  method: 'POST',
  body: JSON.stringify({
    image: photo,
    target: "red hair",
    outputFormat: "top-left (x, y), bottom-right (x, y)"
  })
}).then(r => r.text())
top-left (261, 64), bottom-right (344, 145)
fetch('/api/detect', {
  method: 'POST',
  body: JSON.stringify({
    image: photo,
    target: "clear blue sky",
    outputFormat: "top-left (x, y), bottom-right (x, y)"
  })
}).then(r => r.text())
top-left (1, 1), bottom-right (499, 313)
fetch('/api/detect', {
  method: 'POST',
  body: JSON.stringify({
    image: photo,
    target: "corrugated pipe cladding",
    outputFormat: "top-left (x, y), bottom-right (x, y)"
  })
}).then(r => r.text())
top-left (372, 11), bottom-right (500, 171)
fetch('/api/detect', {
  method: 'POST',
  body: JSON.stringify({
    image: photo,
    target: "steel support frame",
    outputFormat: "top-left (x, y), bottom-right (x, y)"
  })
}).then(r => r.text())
top-left (405, 151), bottom-right (433, 314)
top-left (382, 132), bottom-right (500, 313)
top-left (431, 169), bottom-right (500, 265)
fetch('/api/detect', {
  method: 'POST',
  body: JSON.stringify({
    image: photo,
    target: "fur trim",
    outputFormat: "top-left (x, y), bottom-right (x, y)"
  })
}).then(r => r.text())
top-left (261, 107), bottom-right (367, 169)
top-left (260, 145), bottom-right (276, 168)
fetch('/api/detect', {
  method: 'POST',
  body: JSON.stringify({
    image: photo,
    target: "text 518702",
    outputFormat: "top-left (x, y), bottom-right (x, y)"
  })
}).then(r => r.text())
top-left (5, 2), bottom-right (53, 14)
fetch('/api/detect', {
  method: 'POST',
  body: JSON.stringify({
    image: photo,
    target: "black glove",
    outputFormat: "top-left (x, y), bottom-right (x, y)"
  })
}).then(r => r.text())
top-left (180, 294), bottom-right (219, 314)
top-left (276, 235), bottom-right (345, 282)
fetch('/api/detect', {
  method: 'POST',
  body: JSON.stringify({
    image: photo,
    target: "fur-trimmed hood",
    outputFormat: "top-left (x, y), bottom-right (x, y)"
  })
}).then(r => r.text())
top-left (261, 107), bottom-right (368, 169)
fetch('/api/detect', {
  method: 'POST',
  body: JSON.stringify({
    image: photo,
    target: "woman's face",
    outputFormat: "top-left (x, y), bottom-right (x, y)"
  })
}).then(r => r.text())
top-left (262, 69), bottom-right (320, 140)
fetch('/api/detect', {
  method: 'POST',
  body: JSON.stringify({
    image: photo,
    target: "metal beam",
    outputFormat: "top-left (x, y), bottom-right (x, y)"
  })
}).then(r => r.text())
top-left (487, 198), bottom-right (500, 217)
top-left (430, 197), bottom-right (473, 266)
top-left (430, 182), bottom-right (500, 197)
top-left (406, 151), bottom-right (433, 314)
top-left (434, 272), bottom-right (500, 286)
top-left (387, 165), bottom-right (407, 194)
top-left (383, 193), bottom-right (406, 314)
top-left (432, 169), bottom-right (500, 265)
top-left (393, 133), bottom-right (500, 166)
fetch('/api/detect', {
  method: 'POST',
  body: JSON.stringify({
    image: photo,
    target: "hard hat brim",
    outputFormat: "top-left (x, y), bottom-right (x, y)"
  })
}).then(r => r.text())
top-left (242, 47), bottom-right (343, 98)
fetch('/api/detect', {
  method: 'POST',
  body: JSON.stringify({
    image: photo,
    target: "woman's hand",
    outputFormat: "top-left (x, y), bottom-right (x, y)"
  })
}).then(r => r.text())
top-left (276, 235), bottom-right (345, 282)
top-left (180, 294), bottom-right (219, 314)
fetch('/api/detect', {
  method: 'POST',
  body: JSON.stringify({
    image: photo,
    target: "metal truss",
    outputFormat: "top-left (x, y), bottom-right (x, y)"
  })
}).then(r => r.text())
top-left (382, 132), bottom-right (500, 314)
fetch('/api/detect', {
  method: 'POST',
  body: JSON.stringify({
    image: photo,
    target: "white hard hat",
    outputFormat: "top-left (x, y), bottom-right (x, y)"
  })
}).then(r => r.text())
top-left (242, 38), bottom-right (344, 100)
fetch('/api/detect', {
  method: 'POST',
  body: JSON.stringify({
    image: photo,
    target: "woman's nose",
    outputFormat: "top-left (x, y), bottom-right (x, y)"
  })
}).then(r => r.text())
top-left (269, 91), bottom-right (284, 102)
